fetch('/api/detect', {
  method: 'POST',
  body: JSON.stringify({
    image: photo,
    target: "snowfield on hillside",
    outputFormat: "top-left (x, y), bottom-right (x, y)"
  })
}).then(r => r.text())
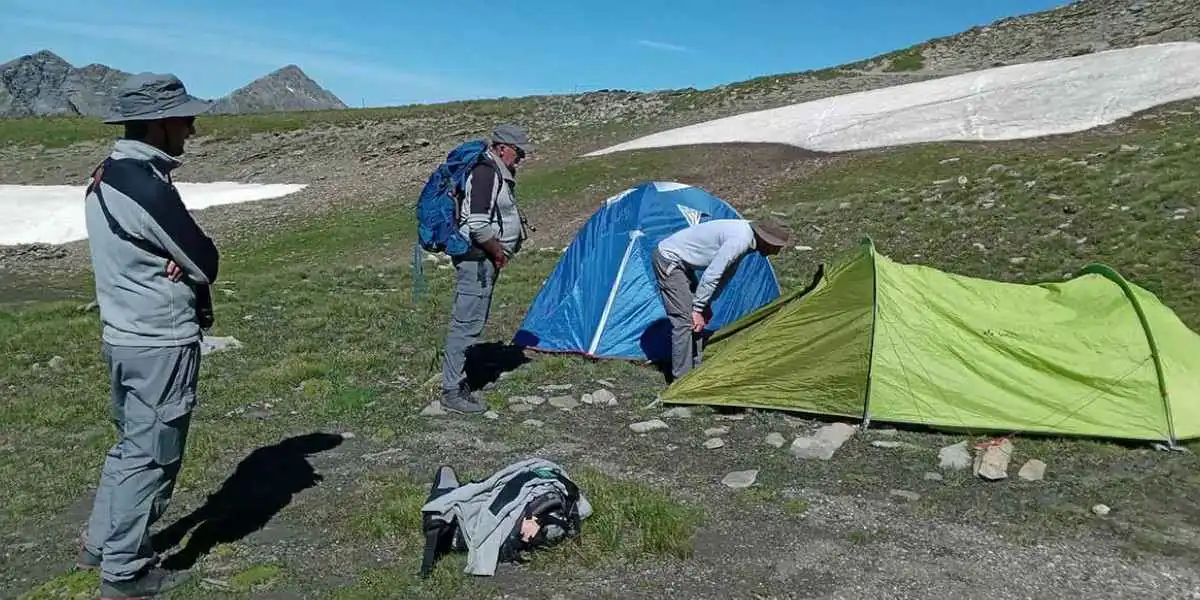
top-left (0, 182), bottom-right (307, 246)
top-left (587, 42), bottom-right (1200, 156)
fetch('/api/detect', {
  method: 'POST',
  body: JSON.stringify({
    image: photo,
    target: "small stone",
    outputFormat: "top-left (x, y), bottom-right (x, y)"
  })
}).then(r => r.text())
top-left (704, 426), bottom-right (730, 437)
top-left (630, 419), bottom-right (669, 433)
top-left (523, 419), bottom-right (544, 428)
top-left (484, 411), bottom-right (500, 420)
top-left (722, 469), bottom-right (758, 489)
top-left (890, 489), bottom-right (920, 502)
top-left (592, 389), bottom-right (617, 406)
top-left (539, 384), bottom-right (573, 392)
top-left (549, 396), bottom-right (579, 410)
top-left (47, 355), bottom-right (64, 370)
top-left (973, 439), bottom-right (1014, 480)
top-left (1009, 257), bottom-right (1026, 265)
top-left (420, 401), bottom-right (447, 416)
top-left (200, 336), bottom-right (244, 355)
top-left (765, 432), bottom-right (786, 448)
top-left (871, 441), bottom-right (904, 449)
top-left (1017, 459), bottom-right (1047, 481)
top-left (1092, 503), bottom-right (1110, 516)
top-left (596, 379), bottom-right (616, 388)
top-left (957, 175), bottom-right (969, 186)
top-left (580, 393), bottom-right (594, 405)
top-left (790, 422), bottom-right (856, 460)
top-left (704, 438), bottom-right (726, 449)
top-left (1119, 144), bottom-right (1140, 152)
top-left (924, 471), bottom-right (944, 481)
top-left (938, 441), bottom-right (972, 470)
top-left (661, 406), bottom-right (693, 419)
top-left (985, 164), bottom-right (1008, 174)
top-left (508, 403), bottom-right (534, 413)
top-left (340, 432), bottom-right (356, 439)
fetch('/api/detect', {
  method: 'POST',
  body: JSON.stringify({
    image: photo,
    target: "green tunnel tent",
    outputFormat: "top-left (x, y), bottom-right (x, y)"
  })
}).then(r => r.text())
top-left (661, 237), bottom-right (1200, 444)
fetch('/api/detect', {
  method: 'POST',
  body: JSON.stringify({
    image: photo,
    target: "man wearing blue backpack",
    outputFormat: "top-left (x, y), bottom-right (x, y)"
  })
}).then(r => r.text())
top-left (417, 124), bottom-right (532, 413)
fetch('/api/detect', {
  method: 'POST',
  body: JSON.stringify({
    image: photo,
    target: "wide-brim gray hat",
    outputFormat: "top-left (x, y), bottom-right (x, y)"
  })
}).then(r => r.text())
top-left (103, 72), bottom-right (212, 124)
top-left (490, 123), bottom-right (534, 154)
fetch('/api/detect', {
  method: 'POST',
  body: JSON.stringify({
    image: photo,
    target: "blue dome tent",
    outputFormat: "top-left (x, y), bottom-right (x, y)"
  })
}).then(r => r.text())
top-left (513, 181), bottom-right (782, 363)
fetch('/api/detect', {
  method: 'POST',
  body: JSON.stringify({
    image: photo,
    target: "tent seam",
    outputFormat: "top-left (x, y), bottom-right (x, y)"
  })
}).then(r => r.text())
top-left (861, 236), bottom-right (880, 428)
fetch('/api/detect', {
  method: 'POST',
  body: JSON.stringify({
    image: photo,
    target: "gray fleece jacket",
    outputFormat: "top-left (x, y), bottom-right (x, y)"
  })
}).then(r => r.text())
top-left (84, 139), bottom-right (220, 347)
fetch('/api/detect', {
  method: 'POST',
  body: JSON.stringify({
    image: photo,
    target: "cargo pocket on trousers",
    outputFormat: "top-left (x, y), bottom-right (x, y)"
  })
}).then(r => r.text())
top-left (152, 388), bottom-right (195, 467)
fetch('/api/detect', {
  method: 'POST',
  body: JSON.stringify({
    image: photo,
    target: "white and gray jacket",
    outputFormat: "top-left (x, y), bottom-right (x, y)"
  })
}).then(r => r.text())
top-left (420, 458), bottom-right (592, 576)
top-left (84, 139), bottom-right (220, 347)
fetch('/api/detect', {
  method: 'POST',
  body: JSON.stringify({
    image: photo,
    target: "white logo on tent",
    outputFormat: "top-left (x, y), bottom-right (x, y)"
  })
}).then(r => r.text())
top-left (677, 204), bottom-right (703, 226)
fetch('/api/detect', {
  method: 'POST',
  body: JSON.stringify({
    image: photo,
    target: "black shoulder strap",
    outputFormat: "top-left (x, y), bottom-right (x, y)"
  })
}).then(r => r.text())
top-left (87, 158), bottom-right (171, 260)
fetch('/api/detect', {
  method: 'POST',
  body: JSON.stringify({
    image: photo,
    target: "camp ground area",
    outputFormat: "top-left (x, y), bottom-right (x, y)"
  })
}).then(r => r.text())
top-left (4, 5), bottom-right (1200, 600)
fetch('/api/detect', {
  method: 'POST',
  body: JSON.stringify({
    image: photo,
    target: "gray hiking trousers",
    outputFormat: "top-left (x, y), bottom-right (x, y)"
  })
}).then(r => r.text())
top-left (83, 342), bottom-right (200, 582)
top-left (442, 257), bottom-right (498, 394)
top-left (652, 248), bottom-right (704, 381)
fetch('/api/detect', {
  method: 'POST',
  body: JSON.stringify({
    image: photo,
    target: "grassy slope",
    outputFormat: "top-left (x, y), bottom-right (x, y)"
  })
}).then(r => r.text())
top-left (4, 99), bottom-right (1200, 597)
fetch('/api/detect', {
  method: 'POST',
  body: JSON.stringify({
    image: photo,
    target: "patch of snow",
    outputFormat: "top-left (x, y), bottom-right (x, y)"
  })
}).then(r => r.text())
top-left (0, 182), bottom-right (307, 246)
top-left (586, 42), bottom-right (1200, 156)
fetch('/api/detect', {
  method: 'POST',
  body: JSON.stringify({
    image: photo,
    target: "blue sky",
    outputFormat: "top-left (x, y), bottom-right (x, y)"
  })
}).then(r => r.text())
top-left (3, 0), bottom-right (1066, 107)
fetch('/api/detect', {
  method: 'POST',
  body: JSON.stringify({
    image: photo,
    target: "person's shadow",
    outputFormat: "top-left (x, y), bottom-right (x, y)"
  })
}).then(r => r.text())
top-left (464, 342), bottom-right (530, 391)
top-left (152, 432), bottom-right (344, 569)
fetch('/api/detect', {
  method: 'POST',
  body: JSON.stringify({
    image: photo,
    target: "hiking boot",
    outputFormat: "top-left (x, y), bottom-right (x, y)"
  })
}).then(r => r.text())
top-left (99, 567), bottom-right (189, 599)
top-left (441, 388), bottom-right (487, 414)
top-left (75, 546), bottom-right (101, 570)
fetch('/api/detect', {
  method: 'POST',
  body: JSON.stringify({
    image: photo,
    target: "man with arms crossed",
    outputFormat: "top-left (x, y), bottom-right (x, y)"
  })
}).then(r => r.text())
top-left (76, 72), bottom-right (218, 599)
top-left (653, 217), bottom-right (791, 382)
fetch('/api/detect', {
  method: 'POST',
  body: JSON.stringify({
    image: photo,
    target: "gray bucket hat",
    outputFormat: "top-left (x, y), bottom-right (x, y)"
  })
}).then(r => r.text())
top-left (103, 72), bottom-right (212, 124)
top-left (490, 123), bottom-right (534, 154)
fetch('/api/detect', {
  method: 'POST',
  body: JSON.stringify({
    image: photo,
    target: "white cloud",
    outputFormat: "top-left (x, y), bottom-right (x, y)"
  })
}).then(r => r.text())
top-left (636, 39), bottom-right (692, 53)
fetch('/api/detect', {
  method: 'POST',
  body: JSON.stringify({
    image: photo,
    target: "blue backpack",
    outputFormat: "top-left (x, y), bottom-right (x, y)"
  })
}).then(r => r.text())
top-left (415, 139), bottom-right (491, 256)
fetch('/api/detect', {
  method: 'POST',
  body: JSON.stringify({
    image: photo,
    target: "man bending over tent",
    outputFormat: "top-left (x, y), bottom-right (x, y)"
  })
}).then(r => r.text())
top-left (653, 218), bottom-right (791, 382)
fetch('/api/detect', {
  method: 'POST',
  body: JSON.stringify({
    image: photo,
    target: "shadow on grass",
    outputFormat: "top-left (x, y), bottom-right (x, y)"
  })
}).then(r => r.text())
top-left (464, 342), bottom-right (531, 391)
top-left (152, 432), bottom-right (345, 569)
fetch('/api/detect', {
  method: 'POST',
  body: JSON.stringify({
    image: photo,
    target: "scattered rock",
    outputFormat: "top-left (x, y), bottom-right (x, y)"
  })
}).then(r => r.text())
top-left (1119, 144), bottom-right (1140, 152)
top-left (513, 395), bottom-right (546, 406)
top-left (985, 163), bottom-right (1008, 174)
top-left (924, 471), bottom-right (944, 481)
top-left (790, 422), bottom-right (857, 460)
top-left (765, 432), bottom-right (786, 448)
top-left (595, 379), bottom-right (616, 388)
top-left (714, 412), bottom-right (747, 421)
top-left (704, 426), bottom-right (730, 437)
top-left (484, 411), bottom-right (500, 420)
top-left (1009, 257), bottom-right (1027, 265)
top-left (539, 384), bottom-right (573, 393)
top-left (870, 440), bottom-right (906, 449)
top-left (340, 432), bottom-right (356, 439)
top-left (973, 439), bottom-right (1014, 480)
top-left (46, 355), bottom-right (64, 370)
top-left (704, 438), bottom-right (726, 449)
top-left (890, 489), bottom-right (921, 502)
top-left (420, 401), bottom-right (447, 416)
top-left (630, 419), bottom-right (669, 433)
top-left (200, 335), bottom-right (244, 355)
top-left (1092, 503), bottom-right (1111, 516)
top-left (549, 396), bottom-right (579, 410)
top-left (721, 469), bottom-right (758, 489)
top-left (1017, 459), bottom-right (1047, 481)
top-left (508, 403), bottom-right (534, 413)
top-left (938, 441), bottom-right (972, 470)
top-left (523, 419), bottom-right (544, 428)
top-left (661, 406), bottom-right (693, 419)
top-left (591, 389), bottom-right (618, 406)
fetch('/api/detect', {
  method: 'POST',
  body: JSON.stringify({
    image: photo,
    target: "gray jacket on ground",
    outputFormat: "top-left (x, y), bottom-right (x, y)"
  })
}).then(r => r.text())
top-left (421, 458), bottom-right (592, 576)
top-left (456, 149), bottom-right (525, 259)
top-left (84, 139), bottom-right (220, 347)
